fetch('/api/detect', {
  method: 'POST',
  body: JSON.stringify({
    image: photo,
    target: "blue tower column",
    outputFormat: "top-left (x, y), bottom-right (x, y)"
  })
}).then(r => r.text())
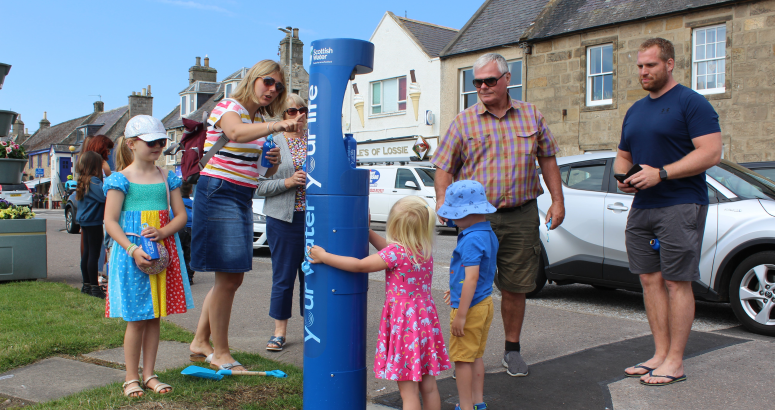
top-left (304, 38), bottom-right (375, 409)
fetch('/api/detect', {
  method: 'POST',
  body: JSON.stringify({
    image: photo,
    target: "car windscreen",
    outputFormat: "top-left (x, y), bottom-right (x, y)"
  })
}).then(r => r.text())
top-left (415, 168), bottom-right (435, 187)
top-left (748, 167), bottom-right (775, 182)
top-left (707, 161), bottom-right (775, 201)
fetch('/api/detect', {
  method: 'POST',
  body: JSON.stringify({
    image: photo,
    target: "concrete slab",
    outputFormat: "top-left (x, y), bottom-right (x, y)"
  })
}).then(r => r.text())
top-left (83, 341), bottom-right (193, 372)
top-left (0, 357), bottom-right (124, 403)
top-left (608, 340), bottom-right (775, 410)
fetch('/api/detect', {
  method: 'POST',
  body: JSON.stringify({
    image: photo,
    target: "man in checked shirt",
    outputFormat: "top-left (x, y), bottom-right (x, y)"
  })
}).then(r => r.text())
top-left (433, 53), bottom-right (565, 377)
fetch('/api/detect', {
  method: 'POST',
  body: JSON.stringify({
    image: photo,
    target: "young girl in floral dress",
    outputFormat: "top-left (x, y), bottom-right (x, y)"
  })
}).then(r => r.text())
top-left (309, 196), bottom-right (450, 410)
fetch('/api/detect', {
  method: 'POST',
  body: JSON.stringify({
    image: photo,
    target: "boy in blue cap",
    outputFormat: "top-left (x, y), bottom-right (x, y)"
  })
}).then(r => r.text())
top-left (440, 180), bottom-right (498, 410)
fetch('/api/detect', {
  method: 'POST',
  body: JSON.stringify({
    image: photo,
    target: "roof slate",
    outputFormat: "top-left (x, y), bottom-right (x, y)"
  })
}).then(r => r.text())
top-left (441, 0), bottom-right (550, 57)
top-left (527, 0), bottom-right (738, 40)
top-left (22, 114), bottom-right (91, 152)
top-left (392, 14), bottom-right (459, 58)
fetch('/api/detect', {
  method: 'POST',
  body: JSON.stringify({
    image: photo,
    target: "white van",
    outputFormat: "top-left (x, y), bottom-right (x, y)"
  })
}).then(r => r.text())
top-left (359, 165), bottom-right (443, 226)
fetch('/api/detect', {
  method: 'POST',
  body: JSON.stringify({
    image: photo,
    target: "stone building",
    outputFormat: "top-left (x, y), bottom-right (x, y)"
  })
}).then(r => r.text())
top-left (278, 28), bottom-right (310, 101)
top-left (439, 0), bottom-right (775, 162)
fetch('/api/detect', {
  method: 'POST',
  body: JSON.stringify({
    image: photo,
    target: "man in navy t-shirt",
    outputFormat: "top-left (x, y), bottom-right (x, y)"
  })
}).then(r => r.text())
top-left (616, 38), bottom-right (722, 387)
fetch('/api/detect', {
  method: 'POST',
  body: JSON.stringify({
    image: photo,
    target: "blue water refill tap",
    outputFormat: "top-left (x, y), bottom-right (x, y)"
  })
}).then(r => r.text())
top-left (304, 38), bottom-right (374, 409)
top-left (260, 135), bottom-right (276, 168)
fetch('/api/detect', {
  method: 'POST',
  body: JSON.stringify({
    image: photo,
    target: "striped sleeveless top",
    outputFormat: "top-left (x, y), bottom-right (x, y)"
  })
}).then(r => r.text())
top-left (200, 98), bottom-right (269, 188)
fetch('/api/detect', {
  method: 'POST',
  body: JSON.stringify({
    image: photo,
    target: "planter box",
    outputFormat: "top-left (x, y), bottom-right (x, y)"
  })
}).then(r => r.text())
top-left (0, 158), bottom-right (26, 184)
top-left (0, 63), bottom-right (9, 89)
top-left (0, 219), bottom-right (47, 281)
top-left (0, 110), bottom-right (18, 138)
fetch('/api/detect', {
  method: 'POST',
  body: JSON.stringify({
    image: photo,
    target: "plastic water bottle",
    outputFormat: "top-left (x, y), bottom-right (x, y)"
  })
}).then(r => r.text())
top-left (260, 135), bottom-right (276, 168)
top-left (344, 133), bottom-right (357, 168)
top-left (140, 223), bottom-right (160, 260)
top-left (650, 238), bottom-right (660, 250)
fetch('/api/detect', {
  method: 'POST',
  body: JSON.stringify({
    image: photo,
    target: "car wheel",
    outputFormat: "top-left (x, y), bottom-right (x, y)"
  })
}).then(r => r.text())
top-left (729, 251), bottom-right (775, 336)
top-left (65, 207), bottom-right (80, 234)
top-left (526, 255), bottom-right (547, 299)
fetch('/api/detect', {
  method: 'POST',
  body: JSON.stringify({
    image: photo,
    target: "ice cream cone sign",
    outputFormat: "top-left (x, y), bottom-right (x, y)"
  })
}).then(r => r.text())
top-left (412, 136), bottom-right (431, 160)
top-left (352, 83), bottom-right (365, 128)
top-left (409, 70), bottom-right (421, 121)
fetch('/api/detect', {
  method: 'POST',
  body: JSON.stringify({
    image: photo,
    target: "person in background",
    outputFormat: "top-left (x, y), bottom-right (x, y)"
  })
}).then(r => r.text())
top-left (83, 134), bottom-right (115, 177)
top-left (256, 93), bottom-right (308, 352)
top-left (178, 181), bottom-right (195, 284)
top-left (75, 151), bottom-right (107, 298)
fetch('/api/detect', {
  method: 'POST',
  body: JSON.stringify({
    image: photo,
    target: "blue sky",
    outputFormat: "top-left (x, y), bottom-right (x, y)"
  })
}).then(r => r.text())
top-left (2, 0), bottom-right (481, 134)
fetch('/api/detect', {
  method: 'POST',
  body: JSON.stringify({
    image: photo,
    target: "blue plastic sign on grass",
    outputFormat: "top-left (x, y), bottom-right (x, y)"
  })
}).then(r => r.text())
top-left (304, 38), bottom-right (374, 409)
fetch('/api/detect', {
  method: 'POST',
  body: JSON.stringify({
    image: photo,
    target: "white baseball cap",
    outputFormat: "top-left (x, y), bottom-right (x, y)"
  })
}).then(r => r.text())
top-left (124, 115), bottom-right (169, 142)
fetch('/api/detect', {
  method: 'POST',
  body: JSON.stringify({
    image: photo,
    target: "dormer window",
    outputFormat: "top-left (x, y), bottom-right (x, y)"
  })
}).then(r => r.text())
top-left (180, 96), bottom-right (187, 116)
top-left (225, 83), bottom-right (233, 98)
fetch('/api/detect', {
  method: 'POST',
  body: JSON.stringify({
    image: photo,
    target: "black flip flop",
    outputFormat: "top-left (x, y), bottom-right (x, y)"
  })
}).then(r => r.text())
top-left (640, 372), bottom-right (687, 386)
top-left (624, 363), bottom-right (655, 378)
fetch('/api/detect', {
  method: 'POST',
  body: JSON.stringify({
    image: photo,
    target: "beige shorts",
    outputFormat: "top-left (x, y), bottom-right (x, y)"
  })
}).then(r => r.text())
top-left (486, 200), bottom-right (541, 294)
top-left (449, 297), bottom-right (494, 363)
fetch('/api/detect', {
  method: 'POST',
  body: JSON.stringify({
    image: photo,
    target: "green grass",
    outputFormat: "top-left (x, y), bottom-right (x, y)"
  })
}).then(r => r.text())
top-left (35, 352), bottom-right (303, 410)
top-left (0, 281), bottom-right (191, 373)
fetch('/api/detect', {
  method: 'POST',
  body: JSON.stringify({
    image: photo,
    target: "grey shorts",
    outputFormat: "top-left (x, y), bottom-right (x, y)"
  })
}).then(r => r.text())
top-left (625, 203), bottom-right (708, 282)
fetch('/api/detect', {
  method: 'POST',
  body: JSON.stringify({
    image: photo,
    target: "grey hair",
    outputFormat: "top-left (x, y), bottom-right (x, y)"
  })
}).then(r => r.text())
top-left (473, 53), bottom-right (509, 75)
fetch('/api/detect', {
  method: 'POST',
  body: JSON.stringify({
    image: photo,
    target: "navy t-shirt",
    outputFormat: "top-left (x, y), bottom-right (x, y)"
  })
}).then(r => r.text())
top-left (618, 84), bottom-right (720, 209)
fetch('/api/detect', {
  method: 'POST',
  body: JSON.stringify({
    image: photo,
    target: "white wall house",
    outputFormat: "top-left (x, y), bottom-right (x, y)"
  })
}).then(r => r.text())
top-left (342, 12), bottom-right (458, 163)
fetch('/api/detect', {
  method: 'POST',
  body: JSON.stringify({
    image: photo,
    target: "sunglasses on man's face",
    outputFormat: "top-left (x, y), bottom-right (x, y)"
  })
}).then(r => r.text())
top-left (284, 107), bottom-right (309, 116)
top-left (143, 139), bottom-right (167, 148)
top-left (261, 77), bottom-right (285, 94)
top-left (473, 72), bottom-right (507, 88)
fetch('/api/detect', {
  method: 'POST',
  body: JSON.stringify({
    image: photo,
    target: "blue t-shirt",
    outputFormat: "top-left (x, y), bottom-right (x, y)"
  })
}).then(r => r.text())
top-left (449, 221), bottom-right (499, 309)
top-left (618, 84), bottom-right (720, 209)
top-left (182, 198), bottom-right (193, 228)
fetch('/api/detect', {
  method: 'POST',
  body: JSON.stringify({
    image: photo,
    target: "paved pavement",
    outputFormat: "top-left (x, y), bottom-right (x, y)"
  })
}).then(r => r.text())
top-left (3, 217), bottom-right (773, 408)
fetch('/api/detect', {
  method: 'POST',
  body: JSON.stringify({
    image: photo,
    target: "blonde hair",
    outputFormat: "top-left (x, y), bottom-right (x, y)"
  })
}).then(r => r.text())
top-left (114, 136), bottom-right (135, 171)
top-left (385, 196), bottom-right (436, 261)
top-left (230, 60), bottom-right (287, 118)
top-left (283, 93), bottom-right (308, 119)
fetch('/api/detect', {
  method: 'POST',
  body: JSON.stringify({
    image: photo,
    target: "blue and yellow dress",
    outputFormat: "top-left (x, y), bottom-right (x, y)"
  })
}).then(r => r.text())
top-left (103, 172), bottom-right (194, 321)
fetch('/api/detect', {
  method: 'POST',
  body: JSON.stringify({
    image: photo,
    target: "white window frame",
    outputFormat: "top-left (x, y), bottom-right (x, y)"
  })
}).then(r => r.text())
top-left (180, 96), bottom-right (187, 116)
top-left (370, 76), bottom-right (407, 116)
top-left (225, 82), bottom-right (236, 99)
top-left (692, 24), bottom-right (726, 95)
top-left (459, 60), bottom-right (523, 111)
top-left (166, 130), bottom-right (178, 165)
top-left (189, 95), bottom-right (196, 114)
top-left (586, 44), bottom-right (614, 106)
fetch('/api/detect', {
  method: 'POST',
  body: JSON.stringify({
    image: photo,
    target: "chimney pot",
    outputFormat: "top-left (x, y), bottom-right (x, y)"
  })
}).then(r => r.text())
top-left (293, 28), bottom-right (299, 38)
top-left (204, 55), bottom-right (210, 67)
top-left (142, 88), bottom-right (147, 96)
top-left (196, 56), bottom-right (201, 66)
top-left (147, 85), bottom-right (151, 96)
top-left (43, 111), bottom-right (47, 120)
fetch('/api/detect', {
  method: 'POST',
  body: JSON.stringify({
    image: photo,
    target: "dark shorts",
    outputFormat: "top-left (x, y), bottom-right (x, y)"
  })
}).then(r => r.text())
top-left (625, 203), bottom-right (708, 282)
top-left (486, 199), bottom-right (541, 294)
top-left (191, 175), bottom-right (254, 273)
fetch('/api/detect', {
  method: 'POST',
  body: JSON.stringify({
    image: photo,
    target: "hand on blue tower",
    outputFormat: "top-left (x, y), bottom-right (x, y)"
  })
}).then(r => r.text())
top-left (307, 245), bottom-right (327, 264)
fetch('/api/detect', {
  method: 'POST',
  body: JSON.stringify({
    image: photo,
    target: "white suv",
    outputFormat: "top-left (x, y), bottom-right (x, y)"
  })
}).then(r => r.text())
top-left (534, 152), bottom-right (775, 336)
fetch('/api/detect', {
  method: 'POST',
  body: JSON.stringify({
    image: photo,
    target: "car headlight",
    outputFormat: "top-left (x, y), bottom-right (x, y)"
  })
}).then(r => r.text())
top-left (253, 213), bottom-right (266, 223)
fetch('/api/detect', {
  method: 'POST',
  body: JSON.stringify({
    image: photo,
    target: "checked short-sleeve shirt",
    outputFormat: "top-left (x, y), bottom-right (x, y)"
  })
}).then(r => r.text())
top-left (432, 99), bottom-right (559, 208)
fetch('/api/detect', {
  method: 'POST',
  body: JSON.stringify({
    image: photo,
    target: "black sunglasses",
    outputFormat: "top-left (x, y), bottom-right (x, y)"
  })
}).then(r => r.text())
top-left (473, 72), bottom-right (507, 88)
top-left (261, 77), bottom-right (285, 94)
top-left (284, 107), bottom-right (308, 116)
top-left (143, 139), bottom-right (168, 148)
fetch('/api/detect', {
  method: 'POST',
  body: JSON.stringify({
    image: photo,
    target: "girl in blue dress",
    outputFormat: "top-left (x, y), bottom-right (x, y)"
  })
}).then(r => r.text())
top-left (104, 115), bottom-right (194, 397)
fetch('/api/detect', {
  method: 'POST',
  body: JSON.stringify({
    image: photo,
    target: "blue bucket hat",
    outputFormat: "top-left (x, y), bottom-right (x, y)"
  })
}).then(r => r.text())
top-left (437, 180), bottom-right (496, 219)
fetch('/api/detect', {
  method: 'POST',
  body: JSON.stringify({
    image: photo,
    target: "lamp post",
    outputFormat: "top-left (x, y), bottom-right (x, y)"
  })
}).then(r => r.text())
top-left (278, 26), bottom-right (294, 95)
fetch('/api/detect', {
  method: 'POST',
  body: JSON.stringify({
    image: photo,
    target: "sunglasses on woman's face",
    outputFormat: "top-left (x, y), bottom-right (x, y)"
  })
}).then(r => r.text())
top-left (284, 107), bottom-right (309, 116)
top-left (261, 77), bottom-right (285, 94)
top-left (473, 72), bottom-right (507, 88)
top-left (143, 139), bottom-right (167, 148)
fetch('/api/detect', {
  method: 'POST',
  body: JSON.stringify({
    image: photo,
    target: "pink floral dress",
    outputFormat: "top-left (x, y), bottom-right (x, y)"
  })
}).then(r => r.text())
top-left (375, 244), bottom-right (450, 381)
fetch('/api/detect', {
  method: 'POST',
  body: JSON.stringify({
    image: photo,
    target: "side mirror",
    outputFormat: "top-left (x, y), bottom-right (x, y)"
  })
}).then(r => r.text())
top-left (404, 181), bottom-right (418, 189)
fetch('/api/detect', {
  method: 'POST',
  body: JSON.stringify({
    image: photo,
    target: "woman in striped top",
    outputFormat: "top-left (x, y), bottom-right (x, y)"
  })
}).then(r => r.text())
top-left (189, 60), bottom-right (306, 372)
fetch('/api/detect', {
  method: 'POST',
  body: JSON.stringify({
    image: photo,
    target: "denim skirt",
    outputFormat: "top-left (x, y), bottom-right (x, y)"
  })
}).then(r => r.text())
top-left (191, 175), bottom-right (254, 273)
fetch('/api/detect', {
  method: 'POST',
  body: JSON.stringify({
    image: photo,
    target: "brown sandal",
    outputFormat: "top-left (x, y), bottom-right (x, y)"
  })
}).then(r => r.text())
top-left (122, 380), bottom-right (144, 398)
